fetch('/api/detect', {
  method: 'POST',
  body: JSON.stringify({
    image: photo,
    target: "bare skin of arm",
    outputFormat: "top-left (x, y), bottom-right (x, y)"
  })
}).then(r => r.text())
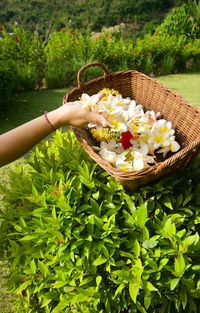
top-left (0, 93), bottom-right (107, 167)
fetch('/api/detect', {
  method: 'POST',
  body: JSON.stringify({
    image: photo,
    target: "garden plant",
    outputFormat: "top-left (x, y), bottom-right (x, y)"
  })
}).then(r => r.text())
top-left (0, 131), bottom-right (200, 313)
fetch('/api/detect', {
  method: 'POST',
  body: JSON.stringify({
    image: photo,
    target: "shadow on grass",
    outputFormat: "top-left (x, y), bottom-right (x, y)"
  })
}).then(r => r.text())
top-left (0, 88), bottom-right (70, 134)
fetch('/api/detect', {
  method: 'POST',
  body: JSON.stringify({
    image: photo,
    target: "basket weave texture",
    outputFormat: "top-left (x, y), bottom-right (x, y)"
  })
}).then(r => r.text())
top-left (63, 63), bottom-right (200, 190)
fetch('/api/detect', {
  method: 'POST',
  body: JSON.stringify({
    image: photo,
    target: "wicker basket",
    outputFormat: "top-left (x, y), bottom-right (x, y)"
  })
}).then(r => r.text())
top-left (63, 63), bottom-right (200, 190)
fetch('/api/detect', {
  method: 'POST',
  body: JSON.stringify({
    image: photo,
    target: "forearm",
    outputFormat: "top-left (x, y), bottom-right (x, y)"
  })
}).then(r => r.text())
top-left (0, 112), bottom-right (57, 167)
top-left (0, 94), bottom-right (107, 167)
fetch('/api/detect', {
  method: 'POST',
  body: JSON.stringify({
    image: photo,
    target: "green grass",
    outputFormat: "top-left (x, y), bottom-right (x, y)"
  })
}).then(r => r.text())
top-left (0, 73), bottom-right (199, 135)
top-left (0, 72), bottom-right (200, 312)
top-left (0, 88), bottom-right (69, 134)
top-left (155, 72), bottom-right (200, 109)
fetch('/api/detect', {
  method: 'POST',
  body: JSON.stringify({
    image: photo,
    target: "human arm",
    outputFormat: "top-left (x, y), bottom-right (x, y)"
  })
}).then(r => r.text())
top-left (0, 93), bottom-right (107, 167)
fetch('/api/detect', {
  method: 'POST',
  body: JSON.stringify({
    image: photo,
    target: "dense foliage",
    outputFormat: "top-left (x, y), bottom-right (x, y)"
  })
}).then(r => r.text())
top-left (0, 2), bottom-right (200, 104)
top-left (0, 0), bottom-right (187, 36)
top-left (0, 131), bottom-right (200, 313)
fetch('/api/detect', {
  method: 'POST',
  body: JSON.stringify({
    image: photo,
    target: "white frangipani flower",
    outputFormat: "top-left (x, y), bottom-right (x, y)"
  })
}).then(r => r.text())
top-left (157, 136), bottom-right (181, 157)
top-left (81, 93), bottom-right (100, 112)
top-left (81, 89), bottom-right (180, 172)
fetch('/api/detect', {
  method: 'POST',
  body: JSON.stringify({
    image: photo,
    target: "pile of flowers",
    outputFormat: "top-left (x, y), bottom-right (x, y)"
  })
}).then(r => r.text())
top-left (81, 88), bottom-right (181, 172)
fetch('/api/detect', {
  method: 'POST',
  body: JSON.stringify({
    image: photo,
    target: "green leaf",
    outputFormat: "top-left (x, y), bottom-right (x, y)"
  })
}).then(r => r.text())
top-left (113, 270), bottom-right (132, 282)
top-left (183, 232), bottom-right (199, 247)
top-left (163, 196), bottom-right (173, 210)
top-left (87, 215), bottom-right (94, 234)
top-left (123, 210), bottom-right (135, 228)
top-left (133, 239), bottom-right (140, 258)
top-left (170, 278), bottom-right (180, 290)
top-left (53, 281), bottom-right (68, 288)
top-left (41, 297), bottom-right (52, 308)
top-left (137, 301), bottom-right (147, 313)
top-left (164, 218), bottom-right (176, 236)
top-left (19, 217), bottom-right (27, 228)
top-left (129, 282), bottom-right (140, 303)
top-left (92, 191), bottom-right (99, 200)
top-left (114, 283), bottom-right (125, 297)
top-left (159, 258), bottom-right (169, 270)
top-left (96, 276), bottom-right (102, 287)
top-left (38, 260), bottom-right (49, 277)
top-left (182, 195), bottom-right (193, 207)
top-left (174, 253), bottom-right (185, 277)
top-left (30, 259), bottom-right (36, 274)
top-left (90, 198), bottom-right (100, 216)
top-left (144, 291), bottom-right (152, 310)
top-left (146, 281), bottom-right (158, 291)
top-left (93, 257), bottom-right (108, 266)
top-left (137, 202), bottom-right (147, 228)
top-left (32, 184), bottom-right (39, 197)
top-left (142, 240), bottom-right (158, 250)
top-left (180, 288), bottom-right (187, 310)
top-left (20, 235), bottom-right (37, 241)
top-left (52, 301), bottom-right (68, 312)
top-left (15, 281), bottom-right (31, 294)
top-left (123, 194), bottom-right (137, 217)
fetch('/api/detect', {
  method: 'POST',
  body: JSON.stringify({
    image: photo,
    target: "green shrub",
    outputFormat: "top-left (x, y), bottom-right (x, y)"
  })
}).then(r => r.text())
top-left (45, 61), bottom-right (75, 89)
top-left (160, 55), bottom-right (176, 76)
top-left (1, 131), bottom-right (200, 313)
top-left (0, 60), bottom-right (18, 106)
top-left (156, 4), bottom-right (194, 39)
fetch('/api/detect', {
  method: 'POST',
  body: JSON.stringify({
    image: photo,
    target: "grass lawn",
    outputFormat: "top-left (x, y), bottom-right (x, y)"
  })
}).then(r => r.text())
top-left (0, 88), bottom-right (70, 134)
top-left (0, 72), bottom-right (200, 312)
top-left (155, 72), bottom-right (200, 109)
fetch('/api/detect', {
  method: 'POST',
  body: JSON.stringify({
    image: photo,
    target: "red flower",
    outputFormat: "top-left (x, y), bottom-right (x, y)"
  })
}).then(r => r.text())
top-left (131, 49), bottom-right (134, 52)
top-left (98, 35), bottom-right (101, 38)
top-left (109, 35), bottom-right (112, 39)
top-left (136, 53), bottom-right (139, 56)
top-left (59, 44), bottom-right (62, 48)
top-left (37, 36), bottom-right (39, 41)
top-left (176, 57), bottom-right (179, 61)
top-left (54, 45), bottom-right (56, 49)
top-left (120, 131), bottom-right (134, 150)
top-left (71, 31), bottom-right (74, 34)
top-left (77, 42), bottom-right (79, 45)
top-left (147, 52), bottom-right (151, 55)
top-left (154, 33), bottom-right (158, 37)
top-left (0, 26), bottom-right (2, 30)
top-left (113, 55), bottom-right (117, 60)
top-left (15, 36), bottom-right (19, 43)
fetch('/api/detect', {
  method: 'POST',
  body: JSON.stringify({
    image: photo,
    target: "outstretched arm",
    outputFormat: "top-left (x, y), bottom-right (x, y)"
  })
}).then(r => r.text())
top-left (0, 93), bottom-right (107, 167)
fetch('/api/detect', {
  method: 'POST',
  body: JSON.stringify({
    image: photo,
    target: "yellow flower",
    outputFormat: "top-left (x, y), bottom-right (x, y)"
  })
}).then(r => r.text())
top-left (99, 88), bottom-right (121, 100)
top-left (90, 128), bottom-right (120, 142)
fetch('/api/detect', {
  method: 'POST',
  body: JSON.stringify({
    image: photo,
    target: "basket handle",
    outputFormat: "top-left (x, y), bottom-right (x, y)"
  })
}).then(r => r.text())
top-left (154, 138), bottom-right (200, 175)
top-left (77, 62), bottom-right (109, 89)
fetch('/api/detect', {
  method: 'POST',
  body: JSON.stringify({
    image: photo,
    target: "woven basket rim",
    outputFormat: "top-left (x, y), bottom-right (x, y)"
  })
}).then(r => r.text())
top-left (64, 64), bottom-right (200, 183)
top-left (72, 127), bottom-right (200, 179)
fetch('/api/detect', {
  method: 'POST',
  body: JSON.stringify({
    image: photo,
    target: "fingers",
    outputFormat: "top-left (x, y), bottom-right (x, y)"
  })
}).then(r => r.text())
top-left (87, 111), bottom-right (108, 128)
top-left (98, 92), bottom-right (106, 102)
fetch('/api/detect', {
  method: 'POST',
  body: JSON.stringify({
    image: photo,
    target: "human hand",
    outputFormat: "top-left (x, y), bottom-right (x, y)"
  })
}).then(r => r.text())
top-left (49, 92), bottom-right (108, 129)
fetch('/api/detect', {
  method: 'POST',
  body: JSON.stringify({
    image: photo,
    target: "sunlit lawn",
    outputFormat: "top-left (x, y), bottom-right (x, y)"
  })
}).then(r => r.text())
top-left (155, 72), bottom-right (200, 109)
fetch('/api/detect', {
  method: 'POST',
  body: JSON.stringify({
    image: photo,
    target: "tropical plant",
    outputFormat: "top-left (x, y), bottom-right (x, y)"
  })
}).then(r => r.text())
top-left (1, 131), bottom-right (200, 313)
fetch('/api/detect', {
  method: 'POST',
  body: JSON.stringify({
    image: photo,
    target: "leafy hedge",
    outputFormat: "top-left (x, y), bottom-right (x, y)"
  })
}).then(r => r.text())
top-left (0, 26), bottom-right (44, 106)
top-left (1, 2), bottom-right (200, 92)
top-left (0, 131), bottom-right (200, 313)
